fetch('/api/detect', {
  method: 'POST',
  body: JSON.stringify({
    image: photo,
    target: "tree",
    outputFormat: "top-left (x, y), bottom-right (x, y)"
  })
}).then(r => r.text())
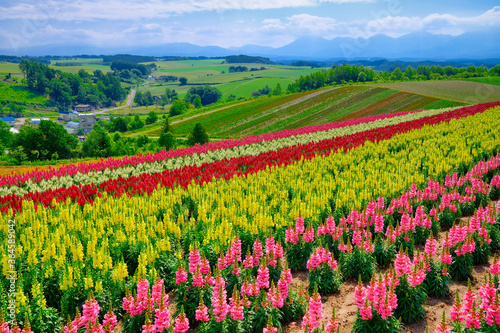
top-left (129, 115), bottom-right (144, 130)
top-left (272, 83), bottom-right (282, 96)
top-left (82, 124), bottom-right (112, 157)
top-left (357, 72), bottom-right (367, 82)
top-left (392, 67), bottom-right (403, 81)
top-left (193, 95), bottom-right (202, 109)
top-left (169, 100), bottom-right (189, 117)
top-left (0, 120), bottom-right (13, 147)
top-left (144, 91), bottom-right (154, 106)
top-left (136, 135), bottom-right (149, 148)
top-left (146, 111), bottom-right (158, 125)
top-left (134, 91), bottom-right (144, 106)
top-left (158, 132), bottom-right (176, 150)
top-left (187, 123), bottom-right (209, 146)
top-left (49, 79), bottom-right (72, 108)
top-left (179, 77), bottom-right (188, 85)
top-left (111, 117), bottom-right (128, 132)
top-left (161, 118), bottom-right (171, 134)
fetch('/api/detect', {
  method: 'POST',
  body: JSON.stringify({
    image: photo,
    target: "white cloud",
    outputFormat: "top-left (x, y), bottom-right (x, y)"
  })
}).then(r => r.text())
top-left (0, 0), bottom-right (373, 21)
top-left (262, 14), bottom-right (355, 39)
top-left (362, 6), bottom-right (500, 38)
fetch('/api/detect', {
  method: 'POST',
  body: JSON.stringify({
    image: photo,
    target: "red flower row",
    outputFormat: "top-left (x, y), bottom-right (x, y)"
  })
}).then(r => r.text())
top-left (0, 107), bottom-right (465, 188)
top-left (1, 102), bottom-right (498, 214)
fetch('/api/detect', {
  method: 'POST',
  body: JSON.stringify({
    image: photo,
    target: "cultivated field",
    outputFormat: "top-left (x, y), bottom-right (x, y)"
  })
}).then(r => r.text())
top-left (376, 80), bottom-right (500, 104)
top-left (168, 85), bottom-right (464, 138)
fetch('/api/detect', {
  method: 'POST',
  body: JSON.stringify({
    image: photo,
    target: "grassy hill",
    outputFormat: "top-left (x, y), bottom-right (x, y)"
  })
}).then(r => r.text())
top-left (127, 84), bottom-right (465, 139)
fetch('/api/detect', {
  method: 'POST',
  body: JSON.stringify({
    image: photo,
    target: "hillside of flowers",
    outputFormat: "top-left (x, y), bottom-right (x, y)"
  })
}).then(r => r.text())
top-left (1, 101), bottom-right (500, 332)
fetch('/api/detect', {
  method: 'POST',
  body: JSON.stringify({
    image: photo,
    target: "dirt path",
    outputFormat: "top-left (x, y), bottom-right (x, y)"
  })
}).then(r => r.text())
top-left (94, 89), bottom-right (136, 114)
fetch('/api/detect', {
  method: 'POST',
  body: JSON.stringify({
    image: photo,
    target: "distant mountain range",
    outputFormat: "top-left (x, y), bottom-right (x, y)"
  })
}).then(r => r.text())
top-left (2, 31), bottom-right (499, 61)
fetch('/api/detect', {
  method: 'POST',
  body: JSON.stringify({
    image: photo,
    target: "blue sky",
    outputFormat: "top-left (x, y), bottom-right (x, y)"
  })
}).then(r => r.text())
top-left (0, 0), bottom-right (499, 52)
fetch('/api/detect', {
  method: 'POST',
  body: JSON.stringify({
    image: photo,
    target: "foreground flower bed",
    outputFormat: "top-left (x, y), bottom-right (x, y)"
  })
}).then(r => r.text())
top-left (1, 104), bottom-right (500, 332)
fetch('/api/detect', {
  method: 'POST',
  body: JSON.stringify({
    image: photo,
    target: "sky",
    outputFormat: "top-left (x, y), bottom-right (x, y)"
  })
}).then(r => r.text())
top-left (0, 0), bottom-right (499, 53)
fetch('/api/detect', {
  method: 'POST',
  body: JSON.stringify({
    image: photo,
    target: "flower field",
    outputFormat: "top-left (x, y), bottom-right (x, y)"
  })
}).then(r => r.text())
top-left (1, 102), bottom-right (500, 332)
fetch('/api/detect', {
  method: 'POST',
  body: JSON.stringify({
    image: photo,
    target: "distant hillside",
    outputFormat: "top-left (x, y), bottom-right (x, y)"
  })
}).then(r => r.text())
top-left (102, 54), bottom-right (156, 64)
top-left (226, 55), bottom-right (274, 64)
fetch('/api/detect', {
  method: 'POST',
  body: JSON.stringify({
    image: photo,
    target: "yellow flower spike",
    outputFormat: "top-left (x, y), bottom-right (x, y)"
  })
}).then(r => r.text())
top-left (94, 280), bottom-right (103, 293)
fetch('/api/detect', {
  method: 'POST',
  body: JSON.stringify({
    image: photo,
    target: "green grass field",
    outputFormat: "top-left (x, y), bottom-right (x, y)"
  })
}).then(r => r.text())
top-left (465, 76), bottom-right (500, 87)
top-left (376, 80), bottom-right (500, 104)
top-left (0, 62), bottom-right (23, 76)
top-left (0, 81), bottom-right (48, 104)
top-left (49, 64), bottom-right (112, 74)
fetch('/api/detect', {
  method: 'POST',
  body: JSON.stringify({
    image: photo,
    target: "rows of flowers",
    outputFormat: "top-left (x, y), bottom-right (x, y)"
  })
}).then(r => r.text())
top-left (2, 166), bottom-right (499, 332)
top-left (1, 104), bottom-right (500, 331)
top-left (0, 105), bottom-right (475, 196)
top-left (1, 103), bottom-right (498, 215)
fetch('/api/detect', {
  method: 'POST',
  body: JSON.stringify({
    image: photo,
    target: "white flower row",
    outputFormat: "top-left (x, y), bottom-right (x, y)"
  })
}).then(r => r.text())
top-left (0, 107), bottom-right (459, 197)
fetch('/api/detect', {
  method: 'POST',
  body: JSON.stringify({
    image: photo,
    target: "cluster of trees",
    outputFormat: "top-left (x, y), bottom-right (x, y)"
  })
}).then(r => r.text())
top-left (2, 120), bottom-right (78, 161)
top-left (0, 109), bottom-right (199, 162)
top-left (290, 61), bottom-right (323, 68)
top-left (287, 64), bottom-right (500, 93)
top-left (19, 60), bottom-right (127, 108)
top-left (226, 55), bottom-right (274, 64)
top-left (134, 91), bottom-right (155, 107)
top-left (107, 111), bottom-right (159, 133)
top-left (0, 55), bottom-right (51, 64)
top-left (229, 66), bottom-right (249, 73)
top-left (103, 54), bottom-right (156, 64)
top-left (252, 83), bottom-right (283, 97)
top-left (158, 75), bottom-right (178, 82)
top-left (228, 66), bottom-right (266, 73)
top-left (185, 85), bottom-right (222, 106)
top-left (110, 61), bottom-right (156, 78)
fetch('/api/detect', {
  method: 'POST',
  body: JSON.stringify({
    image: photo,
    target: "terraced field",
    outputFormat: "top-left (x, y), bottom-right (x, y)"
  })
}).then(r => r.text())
top-left (170, 85), bottom-right (465, 138)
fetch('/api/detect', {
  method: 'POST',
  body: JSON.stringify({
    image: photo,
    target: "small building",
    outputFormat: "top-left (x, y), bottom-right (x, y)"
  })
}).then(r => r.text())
top-left (153, 96), bottom-right (162, 102)
top-left (78, 113), bottom-right (97, 134)
top-left (74, 104), bottom-right (95, 112)
top-left (30, 118), bottom-right (41, 125)
top-left (59, 111), bottom-right (79, 121)
top-left (0, 116), bottom-right (15, 127)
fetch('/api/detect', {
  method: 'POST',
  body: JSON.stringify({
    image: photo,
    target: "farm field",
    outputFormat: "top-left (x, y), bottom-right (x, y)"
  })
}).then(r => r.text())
top-left (0, 62), bottom-right (23, 77)
top-left (465, 76), bottom-right (500, 87)
top-left (169, 85), bottom-right (465, 138)
top-left (0, 81), bottom-right (48, 104)
top-left (376, 80), bottom-right (500, 104)
top-left (1, 102), bottom-right (500, 332)
top-left (141, 59), bottom-right (328, 100)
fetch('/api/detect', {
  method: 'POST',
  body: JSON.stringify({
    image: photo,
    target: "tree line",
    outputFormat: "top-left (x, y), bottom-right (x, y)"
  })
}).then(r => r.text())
top-left (287, 64), bottom-right (500, 93)
top-left (19, 60), bottom-right (127, 108)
